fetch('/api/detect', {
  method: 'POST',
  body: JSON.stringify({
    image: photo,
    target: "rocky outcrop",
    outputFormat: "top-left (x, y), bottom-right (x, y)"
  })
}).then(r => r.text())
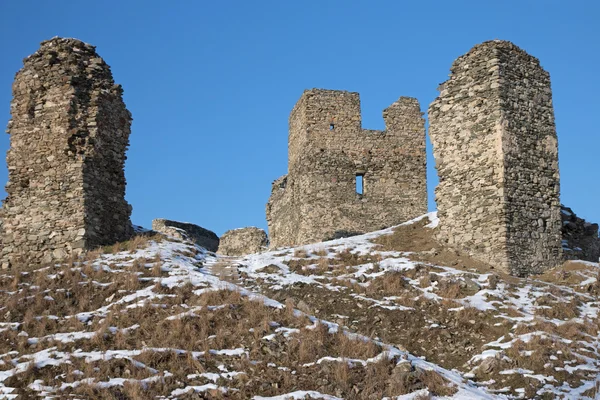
top-left (152, 219), bottom-right (219, 252)
top-left (562, 206), bottom-right (600, 263)
top-left (1, 37), bottom-right (133, 268)
top-left (218, 227), bottom-right (268, 256)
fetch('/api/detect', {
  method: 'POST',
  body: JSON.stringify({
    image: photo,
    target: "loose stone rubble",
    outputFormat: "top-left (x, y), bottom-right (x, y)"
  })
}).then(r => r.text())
top-left (428, 40), bottom-right (562, 276)
top-left (151, 219), bottom-right (219, 252)
top-left (218, 227), bottom-right (268, 256)
top-left (0, 37), bottom-right (133, 268)
top-left (267, 89), bottom-right (427, 249)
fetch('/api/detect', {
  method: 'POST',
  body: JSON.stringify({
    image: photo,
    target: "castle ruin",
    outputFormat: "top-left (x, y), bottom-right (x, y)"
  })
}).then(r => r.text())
top-left (267, 89), bottom-right (426, 248)
top-left (428, 40), bottom-right (562, 276)
top-left (0, 38), bottom-right (589, 276)
top-left (0, 37), bottom-right (133, 267)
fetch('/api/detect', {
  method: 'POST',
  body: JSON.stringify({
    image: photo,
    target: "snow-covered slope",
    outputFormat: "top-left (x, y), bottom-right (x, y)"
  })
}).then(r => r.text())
top-left (0, 213), bottom-right (598, 399)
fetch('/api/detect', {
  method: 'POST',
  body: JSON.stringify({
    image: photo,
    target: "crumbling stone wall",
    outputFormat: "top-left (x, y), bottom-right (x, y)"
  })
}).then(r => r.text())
top-left (429, 40), bottom-right (562, 276)
top-left (0, 37), bottom-right (133, 267)
top-left (218, 227), bottom-right (268, 256)
top-left (561, 206), bottom-right (600, 263)
top-left (267, 89), bottom-right (426, 248)
top-left (152, 219), bottom-right (219, 252)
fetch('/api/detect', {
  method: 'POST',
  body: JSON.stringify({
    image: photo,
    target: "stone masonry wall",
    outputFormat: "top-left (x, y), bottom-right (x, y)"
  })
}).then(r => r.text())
top-left (266, 176), bottom-right (298, 250)
top-left (561, 206), bottom-right (600, 263)
top-left (0, 37), bottom-right (133, 267)
top-left (267, 89), bottom-right (426, 248)
top-left (428, 40), bottom-right (562, 276)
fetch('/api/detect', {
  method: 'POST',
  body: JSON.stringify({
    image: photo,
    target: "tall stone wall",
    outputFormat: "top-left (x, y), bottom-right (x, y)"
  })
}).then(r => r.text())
top-left (0, 37), bottom-right (133, 267)
top-left (267, 89), bottom-right (426, 248)
top-left (428, 40), bottom-right (562, 276)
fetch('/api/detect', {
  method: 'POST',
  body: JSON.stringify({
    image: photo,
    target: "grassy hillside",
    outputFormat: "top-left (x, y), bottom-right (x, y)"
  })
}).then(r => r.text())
top-left (0, 214), bottom-right (598, 399)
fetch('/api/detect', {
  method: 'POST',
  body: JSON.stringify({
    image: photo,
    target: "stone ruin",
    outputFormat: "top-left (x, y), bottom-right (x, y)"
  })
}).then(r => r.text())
top-left (428, 40), bottom-right (563, 276)
top-left (266, 89), bottom-right (427, 248)
top-left (561, 206), bottom-right (600, 263)
top-left (218, 227), bottom-right (268, 256)
top-left (264, 41), bottom-right (596, 275)
top-left (0, 37), bottom-right (133, 267)
top-left (0, 38), bottom-right (596, 276)
top-left (152, 219), bottom-right (219, 252)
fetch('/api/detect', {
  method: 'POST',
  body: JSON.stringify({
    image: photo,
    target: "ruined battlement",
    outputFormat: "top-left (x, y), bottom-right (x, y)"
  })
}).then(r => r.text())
top-left (288, 90), bottom-right (424, 172)
top-left (0, 37), bottom-right (133, 267)
top-left (268, 88), bottom-right (427, 248)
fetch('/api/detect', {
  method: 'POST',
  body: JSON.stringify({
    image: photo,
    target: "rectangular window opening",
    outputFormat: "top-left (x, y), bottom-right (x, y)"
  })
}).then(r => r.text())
top-left (356, 174), bottom-right (364, 195)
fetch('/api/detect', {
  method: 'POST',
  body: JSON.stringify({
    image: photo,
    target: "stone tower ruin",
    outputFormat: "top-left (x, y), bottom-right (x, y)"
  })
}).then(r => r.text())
top-left (267, 89), bottom-right (426, 248)
top-left (0, 37), bottom-right (133, 267)
top-left (428, 40), bottom-right (562, 276)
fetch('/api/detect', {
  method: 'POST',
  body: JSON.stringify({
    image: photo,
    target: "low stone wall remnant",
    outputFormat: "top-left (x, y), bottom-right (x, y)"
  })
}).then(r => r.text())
top-left (151, 219), bottom-right (219, 252)
top-left (218, 227), bottom-right (268, 256)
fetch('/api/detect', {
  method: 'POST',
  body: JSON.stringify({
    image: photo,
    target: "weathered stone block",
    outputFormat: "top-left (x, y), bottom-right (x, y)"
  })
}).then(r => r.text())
top-left (218, 227), bottom-right (268, 256)
top-left (152, 219), bottom-right (219, 252)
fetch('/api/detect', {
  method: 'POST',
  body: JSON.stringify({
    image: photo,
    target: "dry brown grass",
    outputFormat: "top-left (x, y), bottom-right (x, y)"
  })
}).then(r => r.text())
top-left (419, 369), bottom-right (457, 396)
top-left (111, 233), bottom-right (164, 254)
top-left (435, 277), bottom-right (481, 299)
top-left (286, 257), bottom-right (317, 275)
top-left (438, 280), bottom-right (461, 298)
top-left (312, 248), bottom-right (328, 257)
top-left (0, 271), bottom-right (476, 400)
top-left (293, 248), bottom-right (308, 258)
top-left (373, 219), bottom-right (497, 276)
top-left (335, 248), bottom-right (382, 267)
top-left (295, 323), bottom-right (329, 363)
top-left (287, 256), bottom-right (336, 277)
top-left (2, 282), bottom-right (335, 397)
top-left (286, 253), bottom-right (380, 278)
top-left (537, 261), bottom-right (599, 289)
top-left (534, 295), bottom-right (580, 320)
top-left (582, 380), bottom-right (600, 399)
top-left (514, 318), bottom-right (596, 343)
top-left (505, 335), bottom-right (573, 374)
top-left (5, 226), bottom-right (594, 398)
top-left (366, 271), bottom-right (412, 296)
top-left (373, 219), bottom-right (435, 252)
top-left (501, 306), bottom-right (524, 318)
top-left (315, 257), bottom-right (331, 274)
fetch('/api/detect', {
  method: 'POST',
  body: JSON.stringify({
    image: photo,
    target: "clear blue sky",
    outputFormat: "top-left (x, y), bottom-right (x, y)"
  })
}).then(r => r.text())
top-left (0, 1), bottom-right (598, 235)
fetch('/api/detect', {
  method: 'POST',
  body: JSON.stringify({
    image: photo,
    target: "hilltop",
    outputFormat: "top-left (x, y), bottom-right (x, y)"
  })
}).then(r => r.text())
top-left (0, 214), bottom-right (598, 399)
